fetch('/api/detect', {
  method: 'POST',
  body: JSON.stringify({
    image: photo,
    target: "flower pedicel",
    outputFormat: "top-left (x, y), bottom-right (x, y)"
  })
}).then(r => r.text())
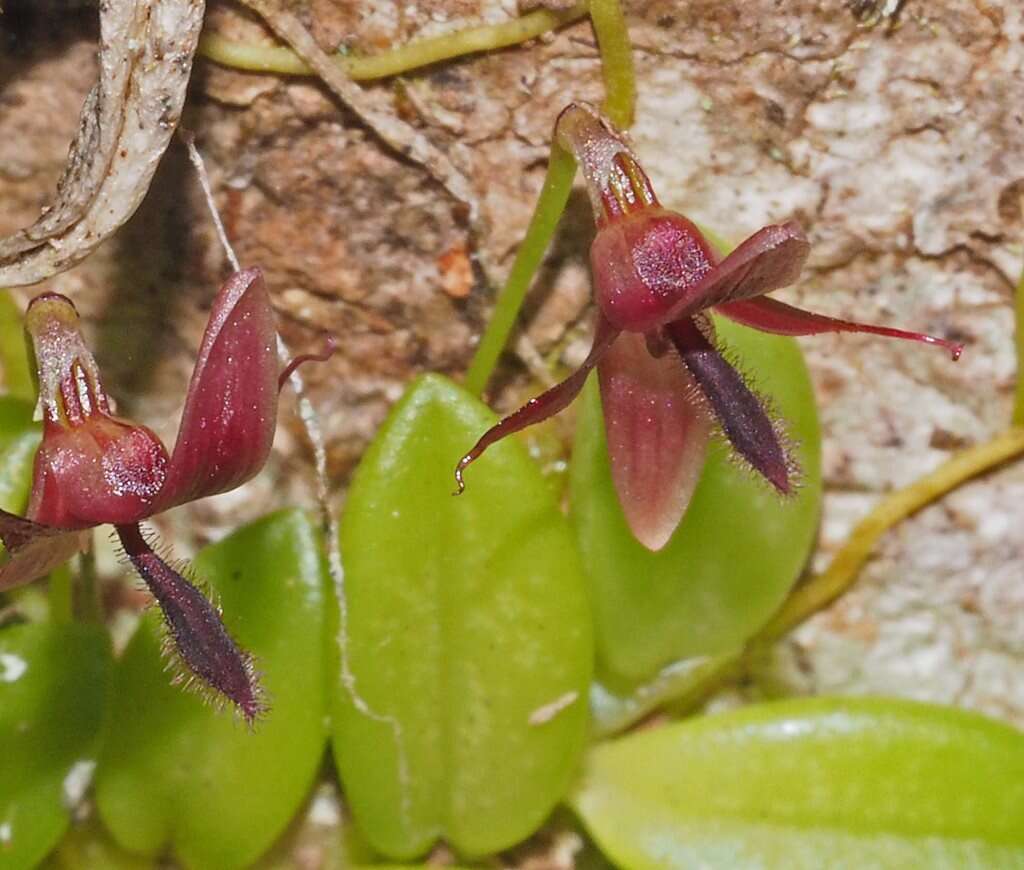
top-left (456, 102), bottom-right (962, 551)
top-left (0, 269), bottom-right (329, 723)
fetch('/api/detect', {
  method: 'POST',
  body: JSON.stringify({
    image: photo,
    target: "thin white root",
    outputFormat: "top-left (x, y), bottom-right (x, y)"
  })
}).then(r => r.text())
top-left (181, 129), bottom-right (242, 273)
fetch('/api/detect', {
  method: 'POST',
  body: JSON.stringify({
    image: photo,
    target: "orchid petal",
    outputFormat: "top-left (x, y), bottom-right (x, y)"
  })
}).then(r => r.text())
top-left (116, 523), bottom-right (264, 724)
top-left (0, 509), bottom-right (86, 591)
top-left (716, 296), bottom-right (964, 360)
top-left (667, 318), bottom-right (795, 494)
top-left (157, 268), bottom-right (278, 511)
top-left (597, 332), bottom-right (713, 551)
top-left (455, 317), bottom-right (620, 492)
top-left (662, 222), bottom-right (810, 324)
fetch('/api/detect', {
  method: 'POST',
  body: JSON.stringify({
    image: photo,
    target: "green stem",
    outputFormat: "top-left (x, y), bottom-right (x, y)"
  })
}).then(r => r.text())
top-left (1013, 263), bottom-right (1024, 425)
top-left (589, 0), bottom-right (636, 128)
top-left (200, 3), bottom-right (588, 80)
top-left (465, 0), bottom-right (636, 394)
top-left (464, 146), bottom-right (577, 395)
top-left (77, 545), bottom-right (102, 625)
top-left (47, 564), bottom-right (73, 625)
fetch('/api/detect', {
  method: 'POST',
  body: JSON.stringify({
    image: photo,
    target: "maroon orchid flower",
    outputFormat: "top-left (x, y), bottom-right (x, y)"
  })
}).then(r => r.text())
top-left (0, 269), bottom-right (327, 723)
top-left (456, 102), bottom-right (962, 551)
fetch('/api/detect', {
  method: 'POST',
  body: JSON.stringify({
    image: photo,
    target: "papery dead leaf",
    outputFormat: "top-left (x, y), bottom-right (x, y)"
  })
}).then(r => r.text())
top-left (0, 0), bottom-right (205, 286)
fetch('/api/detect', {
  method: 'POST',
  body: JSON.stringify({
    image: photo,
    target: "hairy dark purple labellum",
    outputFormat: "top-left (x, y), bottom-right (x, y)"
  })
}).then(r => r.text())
top-left (116, 523), bottom-right (264, 725)
top-left (668, 319), bottom-right (792, 495)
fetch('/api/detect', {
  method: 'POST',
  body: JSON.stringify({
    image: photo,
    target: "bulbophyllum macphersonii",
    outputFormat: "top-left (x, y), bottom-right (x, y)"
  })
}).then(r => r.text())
top-left (0, 269), bottom-right (330, 723)
top-left (456, 102), bottom-right (962, 551)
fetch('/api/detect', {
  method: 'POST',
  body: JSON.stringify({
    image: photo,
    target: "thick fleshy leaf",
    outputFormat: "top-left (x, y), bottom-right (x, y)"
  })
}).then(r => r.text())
top-left (0, 291), bottom-right (34, 400)
top-left (571, 316), bottom-right (821, 688)
top-left (245, 785), bottom-right (377, 869)
top-left (0, 397), bottom-right (40, 516)
top-left (717, 296), bottom-right (964, 360)
top-left (333, 375), bottom-right (592, 859)
top-left (455, 316), bottom-right (618, 492)
top-left (156, 268), bottom-right (278, 511)
top-left (95, 509), bottom-right (330, 870)
top-left (42, 819), bottom-right (152, 870)
top-left (571, 697), bottom-right (1024, 869)
top-left (597, 332), bottom-right (712, 551)
top-left (0, 622), bottom-right (111, 870)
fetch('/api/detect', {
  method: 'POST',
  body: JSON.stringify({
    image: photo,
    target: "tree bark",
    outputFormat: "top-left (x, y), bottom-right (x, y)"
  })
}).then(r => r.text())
top-left (1, 0), bottom-right (1022, 733)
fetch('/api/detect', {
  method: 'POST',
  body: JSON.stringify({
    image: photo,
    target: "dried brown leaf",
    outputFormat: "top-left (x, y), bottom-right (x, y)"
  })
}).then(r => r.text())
top-left (0, 0), bottom-right (205, 287)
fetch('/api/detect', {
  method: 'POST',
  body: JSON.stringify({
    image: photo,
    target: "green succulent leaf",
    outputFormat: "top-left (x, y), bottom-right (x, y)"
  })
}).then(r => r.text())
top-left (571, 697), bottom-right (1024, 869)
top-left (0, 396), bottom-right (40, 516)
top-left (95, 509), bottom-right (331, 870)
top-left (0, 290), bottom-right (34, 401)
top-left (571, 316), bottom-right (821, 689)
top-left (332, 374), bottom-right (592, 859)
top-left (0, 622), bottom-right (111, 870)
top-left (0, 399), bottom-right (45, 621)
top-left (0, 311), bottom-right (40, 579)
top-left (43, 819), bottom-right (153, 870)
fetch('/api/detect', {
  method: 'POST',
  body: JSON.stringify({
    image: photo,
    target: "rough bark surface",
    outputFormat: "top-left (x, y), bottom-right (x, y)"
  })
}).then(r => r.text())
top-left (1, 0), bottom-right (1022, 742)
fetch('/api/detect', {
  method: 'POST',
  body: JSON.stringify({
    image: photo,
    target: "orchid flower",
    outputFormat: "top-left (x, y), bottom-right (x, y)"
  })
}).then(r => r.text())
top-left (0, 269), bottom-right (327, 723)
top-left (456, 102), bottom-right (962, 551)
